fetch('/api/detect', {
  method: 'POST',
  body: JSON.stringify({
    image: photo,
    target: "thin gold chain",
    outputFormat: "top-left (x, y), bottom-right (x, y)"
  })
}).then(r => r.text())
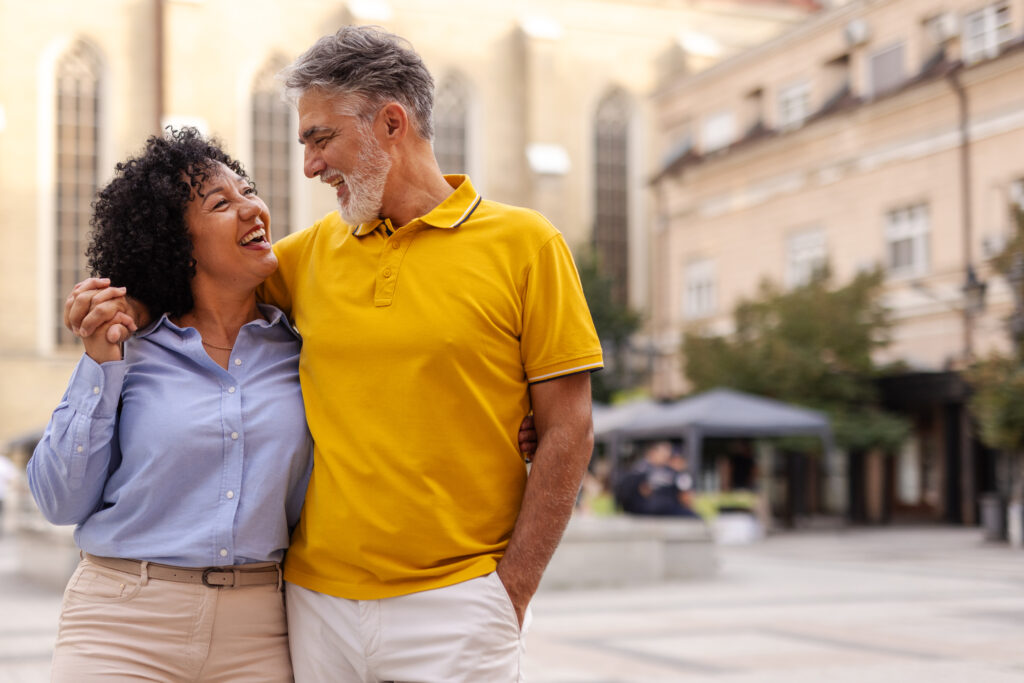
top-left (201, 339), bottom-right (233, 351)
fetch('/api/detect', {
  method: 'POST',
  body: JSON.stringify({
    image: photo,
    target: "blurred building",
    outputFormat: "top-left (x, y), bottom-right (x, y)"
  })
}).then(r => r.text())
top-left (650, 0), bottom-right (1024, 524)
top-left (0, 0), bottom-right (815, 449)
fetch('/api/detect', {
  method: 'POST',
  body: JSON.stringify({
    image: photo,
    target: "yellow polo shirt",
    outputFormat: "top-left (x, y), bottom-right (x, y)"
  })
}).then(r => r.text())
top-left (260, 175), bottom-right (603, 599)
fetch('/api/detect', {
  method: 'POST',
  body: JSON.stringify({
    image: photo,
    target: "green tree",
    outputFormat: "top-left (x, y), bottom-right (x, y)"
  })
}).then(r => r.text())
top-left (577, 250), bottom-right (641, 403)
top-left (684, 267), bottom-right (908, 452)
top-left (966, 206), bottom-right (1024, 505)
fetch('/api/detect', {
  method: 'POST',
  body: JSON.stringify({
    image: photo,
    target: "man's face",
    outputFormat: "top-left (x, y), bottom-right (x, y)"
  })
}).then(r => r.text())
top-left (298, 92), bottom-right (392, 226)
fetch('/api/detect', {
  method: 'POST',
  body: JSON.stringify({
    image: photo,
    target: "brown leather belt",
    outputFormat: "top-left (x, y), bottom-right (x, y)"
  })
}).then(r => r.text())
top-left (84, 553), bottom-right (282, 589)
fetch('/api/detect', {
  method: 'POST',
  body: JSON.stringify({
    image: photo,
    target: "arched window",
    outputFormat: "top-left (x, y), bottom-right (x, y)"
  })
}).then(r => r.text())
top-left (55, 40), bottom-right (102, 346)
top-left (252, 60), bottom-right (292, 235)
top-left (433, 75), bottom-right (469, 175)
top-left (593, 89), bottom-right (631, 307)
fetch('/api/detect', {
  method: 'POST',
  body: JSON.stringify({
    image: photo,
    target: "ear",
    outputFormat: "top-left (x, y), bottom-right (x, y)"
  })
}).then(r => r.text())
top-left (375, 102), bottom-right (409, 144)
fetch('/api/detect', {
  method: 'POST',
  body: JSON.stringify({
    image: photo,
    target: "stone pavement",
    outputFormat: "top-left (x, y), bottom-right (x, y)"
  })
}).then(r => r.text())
top-left (1, 526), bottom-right (1022, 682)
top-left (523, 527), bottom-right (1024, 682)
top-left (0, 535), bottom-right (61, 683)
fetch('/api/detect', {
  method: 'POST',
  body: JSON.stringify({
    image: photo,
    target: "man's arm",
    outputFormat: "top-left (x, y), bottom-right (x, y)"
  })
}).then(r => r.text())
top-left (496, 371), bottom-right (594, 627)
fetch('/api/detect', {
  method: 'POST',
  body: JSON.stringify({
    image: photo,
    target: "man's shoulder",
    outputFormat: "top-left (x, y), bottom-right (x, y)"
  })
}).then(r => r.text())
top-left (273, 211), bottom-right (346, 255)
top-left (473, 199), bottom-right (560, 242)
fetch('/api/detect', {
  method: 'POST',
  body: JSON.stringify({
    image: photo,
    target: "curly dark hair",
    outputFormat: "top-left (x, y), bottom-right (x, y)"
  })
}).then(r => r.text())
top-left (87, 127), bottom-right (251, 321)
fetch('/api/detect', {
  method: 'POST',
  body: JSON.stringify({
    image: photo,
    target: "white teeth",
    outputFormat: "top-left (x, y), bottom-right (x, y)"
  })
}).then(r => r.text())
top-left (322, 171), bottom-right (344, 188)
top-left (239, 227), bottom-right (266, 246)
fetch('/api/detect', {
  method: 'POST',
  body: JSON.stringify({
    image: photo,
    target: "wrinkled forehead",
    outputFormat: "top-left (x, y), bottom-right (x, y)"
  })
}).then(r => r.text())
top-left (299, 89), bottom-right (373, 124)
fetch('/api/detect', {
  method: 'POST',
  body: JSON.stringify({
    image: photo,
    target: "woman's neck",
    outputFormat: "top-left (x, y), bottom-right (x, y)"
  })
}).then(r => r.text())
top-left (176, 290), bottom-right (263, 348)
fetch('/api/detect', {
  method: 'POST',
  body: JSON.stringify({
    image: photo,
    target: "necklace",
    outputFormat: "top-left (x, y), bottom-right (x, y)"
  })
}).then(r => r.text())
top-left (201, 339), bottom-right (234, 351)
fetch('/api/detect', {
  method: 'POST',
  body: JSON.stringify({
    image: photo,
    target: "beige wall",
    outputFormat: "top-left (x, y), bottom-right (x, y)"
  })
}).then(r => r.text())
top-left (0, 0), bottom-right (809, 444)
top-left (651, 0), bottom-right (1024, 396)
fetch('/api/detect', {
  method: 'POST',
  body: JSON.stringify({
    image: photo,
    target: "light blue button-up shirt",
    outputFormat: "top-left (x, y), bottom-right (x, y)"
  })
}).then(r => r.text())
top-left (28, 304), bottom-right (312, 567)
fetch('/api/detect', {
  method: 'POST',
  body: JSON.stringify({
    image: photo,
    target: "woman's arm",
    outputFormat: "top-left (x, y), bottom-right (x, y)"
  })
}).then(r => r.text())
top-left (27, 351), bottom-right (126, 526)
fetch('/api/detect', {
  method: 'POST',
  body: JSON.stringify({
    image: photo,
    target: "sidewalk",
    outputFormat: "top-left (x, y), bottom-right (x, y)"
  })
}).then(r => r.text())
top-left (1, 527), bottom-right (1022, 682)
top-left (523, 526), bottom-right (1024, 682)
top-left (0, 535), bottom-right (61, 683)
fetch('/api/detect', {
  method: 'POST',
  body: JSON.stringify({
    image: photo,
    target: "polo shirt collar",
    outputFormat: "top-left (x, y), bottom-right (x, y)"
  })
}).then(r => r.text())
top-left (350, 175), bottom-right (481, 237)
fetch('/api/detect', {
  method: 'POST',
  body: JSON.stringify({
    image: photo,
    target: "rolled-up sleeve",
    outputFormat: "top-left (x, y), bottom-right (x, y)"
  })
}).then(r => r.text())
top-left (27, 355), bottom-right (126, 525)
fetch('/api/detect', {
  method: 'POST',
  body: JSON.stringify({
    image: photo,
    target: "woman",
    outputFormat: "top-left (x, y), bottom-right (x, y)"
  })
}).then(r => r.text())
top-left (28, 127), bottom-right (310, 681)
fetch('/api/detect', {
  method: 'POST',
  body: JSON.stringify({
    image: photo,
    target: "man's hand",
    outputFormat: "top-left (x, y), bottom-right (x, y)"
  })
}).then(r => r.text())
top-left (496, 372), bottom-right (594, 628)
top-left (65, 278), bottom-right (140, 342)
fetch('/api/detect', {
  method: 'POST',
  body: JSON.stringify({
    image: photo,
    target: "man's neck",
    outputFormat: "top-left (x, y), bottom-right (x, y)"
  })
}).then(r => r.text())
top-left (380, 148), bottom-right (455, 228)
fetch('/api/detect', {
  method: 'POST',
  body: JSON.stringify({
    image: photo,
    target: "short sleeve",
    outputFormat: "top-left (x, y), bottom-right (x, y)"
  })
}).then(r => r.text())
top-left (257, 232), bottom-right (305, 316)
top-left (521, 234), bottom-right (604, 383)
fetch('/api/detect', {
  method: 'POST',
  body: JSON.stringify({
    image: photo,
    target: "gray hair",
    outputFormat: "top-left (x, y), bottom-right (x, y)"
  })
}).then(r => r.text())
top-left (281, 25), bottom-right (435, 141)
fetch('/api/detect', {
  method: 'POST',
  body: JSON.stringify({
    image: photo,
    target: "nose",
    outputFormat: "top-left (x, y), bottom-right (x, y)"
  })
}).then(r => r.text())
top-left (239, 193), bottom-right (263, 221)
top-left (304, 146), bottom-right (324, 179)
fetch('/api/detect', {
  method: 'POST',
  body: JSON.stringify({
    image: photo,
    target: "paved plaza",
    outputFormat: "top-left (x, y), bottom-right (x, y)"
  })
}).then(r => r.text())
top-left (1, 526), bottom-right (1022, 682)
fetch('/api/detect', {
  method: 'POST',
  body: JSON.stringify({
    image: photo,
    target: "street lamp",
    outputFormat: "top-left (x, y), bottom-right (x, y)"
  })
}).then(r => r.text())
top-left (963, 265), bottom-right (987, 316)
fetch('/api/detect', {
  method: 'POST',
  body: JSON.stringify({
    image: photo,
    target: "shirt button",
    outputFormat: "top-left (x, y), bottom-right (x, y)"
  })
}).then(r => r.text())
top-left (219, 549), bottom-right (228, 557)
top-left (226, 491), bottom-right (235, 499)
top-left (76, 445), bottom-right (83, 453)
top-left (383, 268), bottom-right (392, 278)
top-left (230, 432), bottom-right (239, 440)
top-left (92, 386), bottom-right (100, 394)
top-left (228, 386), bottom-right (236, 394)
top-left (234, 359), bottom-right (242, 366)
top-left (391, 241), bottom-right (401, 250)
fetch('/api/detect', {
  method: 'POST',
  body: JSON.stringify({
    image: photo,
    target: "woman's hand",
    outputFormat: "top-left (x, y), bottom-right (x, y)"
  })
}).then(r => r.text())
top-left (518, 414), bottom-right (537, 458)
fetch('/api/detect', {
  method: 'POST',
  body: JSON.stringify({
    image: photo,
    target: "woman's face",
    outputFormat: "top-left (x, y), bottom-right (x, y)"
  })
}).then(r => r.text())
top-left (184, 161), bottom-right (277, 295)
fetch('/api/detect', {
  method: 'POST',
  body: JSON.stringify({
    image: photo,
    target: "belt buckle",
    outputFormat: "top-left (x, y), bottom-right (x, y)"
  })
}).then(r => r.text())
top-left (202, 568), bottom-right (232, 588)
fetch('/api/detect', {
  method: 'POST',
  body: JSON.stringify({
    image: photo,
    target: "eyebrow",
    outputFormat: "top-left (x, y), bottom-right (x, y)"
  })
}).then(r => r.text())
top-left (201, 186), bottom-right (226, 204)
top-left (299, 125), bottom-right (334, 145)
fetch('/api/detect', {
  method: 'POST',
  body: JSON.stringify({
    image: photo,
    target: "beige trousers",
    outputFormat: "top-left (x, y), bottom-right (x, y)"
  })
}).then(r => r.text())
top-left (50, 556), bottom-right (293, 682)
top-left (286, 572), bottom-right (531, 683)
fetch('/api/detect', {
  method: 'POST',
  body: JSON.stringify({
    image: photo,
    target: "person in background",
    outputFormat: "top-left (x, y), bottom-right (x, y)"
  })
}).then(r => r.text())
top-left (618, 441), bottom-right (700, 518)
top-left (0, 455), bottom-right (17, 536)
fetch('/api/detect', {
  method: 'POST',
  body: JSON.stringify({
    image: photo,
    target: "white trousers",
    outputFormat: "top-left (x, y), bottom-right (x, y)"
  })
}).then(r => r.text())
top-left (286, 572), bottom-right (531, 683)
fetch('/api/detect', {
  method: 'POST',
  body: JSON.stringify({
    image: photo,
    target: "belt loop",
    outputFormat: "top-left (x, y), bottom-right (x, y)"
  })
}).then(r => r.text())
top-left (139, 561), bottom-right (150, 586)
top-left (276, 564), bottom-right (283, 592)
top-left (233, 569), bottom-right (241, 588)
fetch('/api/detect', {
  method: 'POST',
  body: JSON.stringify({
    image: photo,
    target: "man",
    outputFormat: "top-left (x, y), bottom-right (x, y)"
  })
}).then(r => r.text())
top-left (616, 442), bottom-right (698, 518)
top-left (71, 25), bottom-right (602, 682)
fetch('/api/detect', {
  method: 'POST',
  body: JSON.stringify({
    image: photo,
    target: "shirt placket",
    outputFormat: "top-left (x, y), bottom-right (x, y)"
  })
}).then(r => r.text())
top-left (374, 226), bottom-right (415, 307)
top-left (214, 353), bottom-right (245, 565)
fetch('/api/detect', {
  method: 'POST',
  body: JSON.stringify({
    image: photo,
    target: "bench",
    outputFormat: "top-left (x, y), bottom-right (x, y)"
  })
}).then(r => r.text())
top-left (539, 514), bottom-right (718, 590)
